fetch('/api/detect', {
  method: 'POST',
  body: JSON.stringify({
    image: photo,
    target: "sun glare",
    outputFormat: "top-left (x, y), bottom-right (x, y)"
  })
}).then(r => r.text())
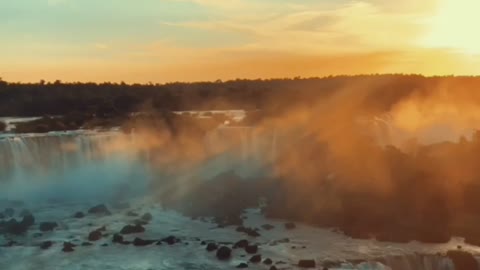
top-left (422, 0), bottom-right (480, 55)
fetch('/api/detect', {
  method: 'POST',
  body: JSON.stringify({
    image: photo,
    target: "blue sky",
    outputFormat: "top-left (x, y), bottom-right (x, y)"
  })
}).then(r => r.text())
top-left (1, 0), bottom-right (479, 82)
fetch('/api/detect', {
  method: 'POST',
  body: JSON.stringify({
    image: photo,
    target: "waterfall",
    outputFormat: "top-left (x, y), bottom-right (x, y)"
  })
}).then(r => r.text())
top-left (0, 131), bottom-right (151, 203)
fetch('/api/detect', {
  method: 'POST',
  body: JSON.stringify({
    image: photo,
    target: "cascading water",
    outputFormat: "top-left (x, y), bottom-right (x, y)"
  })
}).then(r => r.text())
top-left (0, 131), bottom-right (151, 203)
top-left (1, 128), bottom-right (480, 270)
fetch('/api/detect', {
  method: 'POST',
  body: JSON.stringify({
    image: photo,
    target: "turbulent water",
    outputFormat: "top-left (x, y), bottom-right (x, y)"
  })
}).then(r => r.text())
top-left (0, 127), bottom-right (479, 270)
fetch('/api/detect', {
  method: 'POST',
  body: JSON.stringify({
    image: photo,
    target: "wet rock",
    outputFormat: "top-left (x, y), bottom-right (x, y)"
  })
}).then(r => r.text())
top-left (206, 243), bottom-right (218, 252)
top-left (261, 224), bottom-right (275, 230)
top-left (263, 258), bottom-right (273, 265)
top-left (285, 222), bottom-right (296, 230)
top-left (40, 241), bottom-right (53, 250)
top-left (120, 224), bottom-right (145, 234)
top-left (112, 233), bottom-right (124, 243)
top-left (21, 214), bottom-right (35, 227)
top-left (141, 213), bottom-right (153, 222)
top-left (62, 242), bottom-right (76, 252)
top-left (2, 219), bottom-right (29, 235)
top-left (216, 246), bottom-right (232, 260)
top-left (81, 242), bottom-right (93, 246)
top-left (237, 263), bottom-right (249, 268)
top-left (200, 241), bottom-right (207, 245)
top-left (88, 204), bottom-right (111, 215)
top-left (33, 232), bottom-right (43, 238)
top-left (249, 255), bottom-right (262, 263)
top-left (236, 226), bottom-right (261, 237)
top-left (133, 237), bottom-right (155, 246)
top-left (447, 250), bottom-right (478, 270)
top-left (101, 243), bottom-right (109, 247)
top-left (162, 235), bottom-right (180, 245)
top-left (245, 244), bottom-right (258, 254)
top-left (269, 266), bottom-right (278, 270)
top-left (126, 211), bottom-right (138, 217)
top-left (39, 222), bottom-right (58, 232)
top-left (4, 208), bottom-right (14, 217)
top-left (298, 259), bottom-right (316, 268)
top-left (73, 212), bottom-right (85, 219)
top-left (88, 230), bottom-right (103, 241)
top-left (234, 239), bottom-right (249, 249)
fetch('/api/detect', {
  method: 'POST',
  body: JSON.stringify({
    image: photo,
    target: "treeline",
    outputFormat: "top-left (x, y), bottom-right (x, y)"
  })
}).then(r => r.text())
top-left (1, 74), bottom-right (470, 117)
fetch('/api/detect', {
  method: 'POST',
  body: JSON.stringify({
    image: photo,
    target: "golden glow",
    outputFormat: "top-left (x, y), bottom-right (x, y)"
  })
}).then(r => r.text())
top-left (422, 0), bottom-right (480, 55)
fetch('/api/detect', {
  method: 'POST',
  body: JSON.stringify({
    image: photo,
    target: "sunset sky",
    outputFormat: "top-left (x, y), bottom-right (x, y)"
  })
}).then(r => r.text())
top-left (1, 0), bottom-right (480, 83)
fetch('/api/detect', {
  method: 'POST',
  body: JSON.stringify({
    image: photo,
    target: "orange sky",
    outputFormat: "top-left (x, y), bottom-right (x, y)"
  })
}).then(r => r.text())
top-left (1, 0), bottom-right (480, 83)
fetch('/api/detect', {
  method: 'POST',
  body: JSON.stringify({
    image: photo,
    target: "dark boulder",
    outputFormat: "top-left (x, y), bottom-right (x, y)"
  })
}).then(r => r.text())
top-left (39, 222), bottom-right (58, 232)
top-left (285, 222), bottom-right (296, 230)
top-left (269, 266), bottom-right (278, 270)
top-left (88, 230), bottom-right (103, 241)
top-left (206, 243), bottom-right (218, 252)
top-left (73, 212), bottom-right (85, 219)
top-left (261, 224), bottom-right (275, 230)
top-left (245, 244), bottom-right (258, 254)
top-left (88, 204), bottom-right (111, 215)
top-left (112, 234), bottom-right (124, 243)
top-left (250, 255), bottom-right (262, 263)
top-left (120, 224), bottom-right (145, 234)
top-left (234, 239), bottom-right (249, 249)
top-left (141, 213), bottom-right (153, 222)
top-left (126, 211), bottom-right (138, 217)
top-left (298, 259), bottom-right (316, 268)
top-left (447, 250), bottom-right (478, 270)
top-left (21, 214), bottom-right (35, 227)
top-left (263, 258), bottom-right (273, 265)
top-left (216, 246), bottom-right (232, 260)
top-left (236, 226), bottom-right (261, 237)
top-left (237, 263), bottom-right (248, 268)
top-left (62, 242), bottom-right (76, 252)
top-left (133, 237), bottom-right (155, 246)
top-left (162, 235), bottom-right (180, 245)
top-left (40, 241), bottom-right (53, 250)
top-left (2, 219), bottom-right (29, 235)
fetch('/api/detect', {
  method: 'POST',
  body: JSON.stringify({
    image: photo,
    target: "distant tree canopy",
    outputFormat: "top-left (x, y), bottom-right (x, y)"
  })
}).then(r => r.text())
top-left (0, 74), bottom-right (477, 117)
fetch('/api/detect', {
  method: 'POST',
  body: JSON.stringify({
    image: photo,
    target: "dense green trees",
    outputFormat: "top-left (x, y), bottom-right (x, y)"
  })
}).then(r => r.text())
top-left (0, 74), bottom-right (444, 117)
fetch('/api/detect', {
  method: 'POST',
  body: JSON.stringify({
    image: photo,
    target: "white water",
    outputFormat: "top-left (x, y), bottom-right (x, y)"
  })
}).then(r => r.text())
top-left (0, 129), bottom-right (479, 270)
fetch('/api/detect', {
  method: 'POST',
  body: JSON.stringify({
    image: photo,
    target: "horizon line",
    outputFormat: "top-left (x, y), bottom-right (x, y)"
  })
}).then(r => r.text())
top-left (2, 73), bottom-right (480, 86)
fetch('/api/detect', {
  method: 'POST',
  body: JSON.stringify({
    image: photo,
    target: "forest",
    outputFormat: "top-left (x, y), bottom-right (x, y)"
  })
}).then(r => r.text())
top-left (0, 74), bottom-right (461, 117)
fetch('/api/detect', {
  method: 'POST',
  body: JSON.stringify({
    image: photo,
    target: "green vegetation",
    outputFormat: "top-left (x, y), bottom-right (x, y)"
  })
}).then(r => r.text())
top-left (0, 74), bottom-right (441, 117)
